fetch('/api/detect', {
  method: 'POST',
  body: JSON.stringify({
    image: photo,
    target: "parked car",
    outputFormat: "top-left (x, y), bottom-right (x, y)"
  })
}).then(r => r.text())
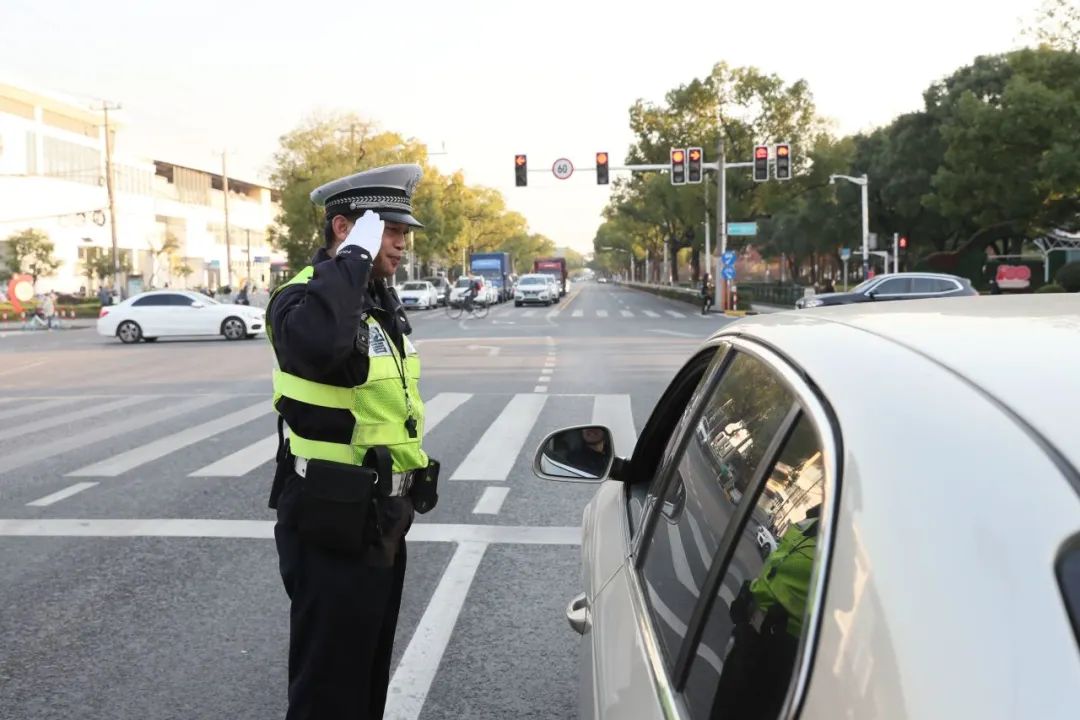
top-left (532, 295), bottom-right (1080, 720)
top-left (397, 281), bottom-right (440, 310)
top-left (422, 276), bottom-right (451, 306)
top-left (795, 272), bottom-right (976, 308)
top-left (545, 275), bottom-right (562, 303)
top-left (97, 290), bottom-right (266, 344)
top-left (514, 274), bottom-right (556, 306)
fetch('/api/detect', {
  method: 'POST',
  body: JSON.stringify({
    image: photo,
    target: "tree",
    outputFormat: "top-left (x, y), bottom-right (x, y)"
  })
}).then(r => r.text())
top-left (149, 232), bottom-right (181, 287)
top-left (2, 229), bottom-right (61, 287)
top-left (1024, 0), bottom-right (1080, 52)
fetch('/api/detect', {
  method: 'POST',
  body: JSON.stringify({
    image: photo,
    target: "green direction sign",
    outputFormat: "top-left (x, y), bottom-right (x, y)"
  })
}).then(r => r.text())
top-left (727, 222), bottom-right (758, 236)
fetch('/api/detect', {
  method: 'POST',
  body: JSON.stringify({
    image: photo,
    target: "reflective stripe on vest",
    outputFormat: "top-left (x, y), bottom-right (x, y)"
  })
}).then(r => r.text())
top-left (267, 267), bottom-right (428, 473)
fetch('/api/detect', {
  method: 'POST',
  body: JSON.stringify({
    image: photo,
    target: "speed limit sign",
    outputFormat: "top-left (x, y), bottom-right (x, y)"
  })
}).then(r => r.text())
top-left (552, 158), bottom-right (574, 180)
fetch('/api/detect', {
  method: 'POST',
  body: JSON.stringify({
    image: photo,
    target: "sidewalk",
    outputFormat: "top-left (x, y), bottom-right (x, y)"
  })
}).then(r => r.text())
top-left (0, 320), bottom-right (92, 332)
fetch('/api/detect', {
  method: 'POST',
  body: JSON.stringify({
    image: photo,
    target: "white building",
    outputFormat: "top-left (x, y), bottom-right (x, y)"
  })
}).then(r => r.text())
top-left (0, 81), bottom-right (283, 296)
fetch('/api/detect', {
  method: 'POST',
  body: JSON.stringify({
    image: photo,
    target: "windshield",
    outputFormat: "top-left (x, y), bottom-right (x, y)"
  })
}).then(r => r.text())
top-left (851, 279), bottom-right (878, 293)
top-left (402, 283), bottom-right (427, 291)
top-left (519, 277), bottom-right (545, 285)
top-left (455, 278), bottom-right (472, 288)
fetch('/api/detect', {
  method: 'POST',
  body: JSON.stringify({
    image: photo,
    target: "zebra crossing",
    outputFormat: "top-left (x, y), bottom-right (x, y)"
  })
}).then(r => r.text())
top-left (2, 391), bottom-right (637, 512)
top-left (514, 307), bottom-right (703, 320)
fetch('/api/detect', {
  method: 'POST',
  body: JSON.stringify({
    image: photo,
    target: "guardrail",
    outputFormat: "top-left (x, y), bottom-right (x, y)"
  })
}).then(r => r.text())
top-left (614, 280), bottom-right (805, 310)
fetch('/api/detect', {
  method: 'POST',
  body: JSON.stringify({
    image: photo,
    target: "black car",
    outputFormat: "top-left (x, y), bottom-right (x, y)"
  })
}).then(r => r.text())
top-left (422, 276), bottom-right (451, 307)
top-left (795, 272), bottom-right (976, 309)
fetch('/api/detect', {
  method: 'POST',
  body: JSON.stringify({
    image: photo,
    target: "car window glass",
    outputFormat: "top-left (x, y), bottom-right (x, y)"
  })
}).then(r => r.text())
top-left (911, 277), bottom-right (936, 293)
top-left (166, 294), bottom-right (194, 306)
top-left (132, 296), bottom-right (163, 307)
top-left (876, 277), bottom-right (912, 294)
top-left (639, 351), bottom-right (793, 672)
top-left (682, 414), bottom-right (826, 720)
top-left (937, 279), bottom-right (959, 292)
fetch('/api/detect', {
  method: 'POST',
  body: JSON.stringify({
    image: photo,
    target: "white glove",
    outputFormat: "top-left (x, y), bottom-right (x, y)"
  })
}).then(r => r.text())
top-left (338, 211), bottom-right (384, 257)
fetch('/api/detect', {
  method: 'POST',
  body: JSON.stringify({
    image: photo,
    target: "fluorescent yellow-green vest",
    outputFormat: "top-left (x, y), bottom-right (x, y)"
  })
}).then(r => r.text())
top-left (751, 519), bottom-right (817, 637)
top-left (266, 266), bottom-right (428, 474)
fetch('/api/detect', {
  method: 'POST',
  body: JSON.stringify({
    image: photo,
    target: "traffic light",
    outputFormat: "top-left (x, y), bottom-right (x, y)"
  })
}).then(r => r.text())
top-left (775, 143), bottom-right (791, 180)
top-left (753, 145), bottom-right (769, 182)
top-left (687, 147), bottom-right (703, 183)
top-left (596, 152), bottom-right (609, 185)
top-left (515, 154), bottom-right (527, 187)
top-left (670, 148), bottom-right (686, 185)
top-left (899, 235), bottom-right (908, 250)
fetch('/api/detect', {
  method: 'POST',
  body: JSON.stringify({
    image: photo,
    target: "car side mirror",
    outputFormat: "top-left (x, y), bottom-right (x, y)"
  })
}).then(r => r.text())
top-left (533, 425), bottom-right (614, 483)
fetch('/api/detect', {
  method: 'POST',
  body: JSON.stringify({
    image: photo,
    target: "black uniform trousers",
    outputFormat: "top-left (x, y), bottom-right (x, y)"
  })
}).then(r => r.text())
top-left (274, 469), bottom-right (412, 720)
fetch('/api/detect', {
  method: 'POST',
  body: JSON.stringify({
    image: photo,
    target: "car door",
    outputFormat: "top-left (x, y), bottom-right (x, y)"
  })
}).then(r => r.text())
top-left (128, 295), bottom-right (168, 334)
top-left (161, 293), bottom-right (202, 335)
top-left (591, 339), bottom-right (839, 720)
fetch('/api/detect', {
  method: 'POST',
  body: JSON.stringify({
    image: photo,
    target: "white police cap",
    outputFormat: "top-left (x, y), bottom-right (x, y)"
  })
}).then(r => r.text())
top-left (310, 163), bottom-right (424, 228)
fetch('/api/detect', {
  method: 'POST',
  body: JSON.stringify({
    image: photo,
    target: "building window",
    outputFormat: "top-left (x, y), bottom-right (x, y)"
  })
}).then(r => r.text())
top-left (42, 136), bottom-right (100, 186)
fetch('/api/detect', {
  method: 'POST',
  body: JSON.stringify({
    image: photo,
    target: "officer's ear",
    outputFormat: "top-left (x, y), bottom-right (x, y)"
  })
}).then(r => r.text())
top-left (331, 214), bottom-right (353, 244)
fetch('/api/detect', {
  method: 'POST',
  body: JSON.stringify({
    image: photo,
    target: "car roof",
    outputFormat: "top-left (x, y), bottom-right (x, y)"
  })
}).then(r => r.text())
top-left (720, 293), bottom-right (1080, 471)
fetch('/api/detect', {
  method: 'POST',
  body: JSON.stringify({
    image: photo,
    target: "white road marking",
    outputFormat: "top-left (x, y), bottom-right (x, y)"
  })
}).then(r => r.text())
top-left (0, 395), bottom-right (225, 476)
top-left (472, 486), bottom-right (510, 515)
top-left (534, 386), bottom-right (547, 393)
top-left (450, 393), bottom-right (547, 481)
top-left (0, 518), bottom-right (581, 544)
top-left (546, 309), bottom-right (561, 319)
top-left (26, 482), bottom-right (98, 507)
top-left (643, 310), bottom-right (660, 318)
top-left (189, 433), bottom-right (279, 477)
top-left (596, 310), bottom-right (608, 318)
top-left (647, 328), bottom-right (698, 338)
top-left (592, 394), bottom-right (637, 456)
top-left (68, 401), bottom-right (272, 477)
top-left (384, 541), bottom-right (489, 720)
top-left (537, 376), bottom-right (551, 383)
top-left (667, 522), bottom-right (701, 597)
top-left (665, 310), bottom-right (686, 318)
top-left (0, 358), bottom-right (49, 378)
top-left (421, 393), bottom-right (472, 433)
top-left (0, 395), bottom-right (155, 442)
top-left (571, 309), bottom-right (584, 318)
top-left (620, 310), bottom-right (634, 318)
top-left (0, 398), bottom-right (78, 423)
top-left (540, 368), bottom-right (553, 375)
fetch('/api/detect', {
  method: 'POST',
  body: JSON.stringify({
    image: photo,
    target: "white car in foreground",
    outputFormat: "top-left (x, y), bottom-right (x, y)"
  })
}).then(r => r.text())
top-left (97, 290), bottom-right (266, 344)
top-left (396, 281), bottom-right (440, 310)
top-left (533, 295), bottom-right (1080, 720)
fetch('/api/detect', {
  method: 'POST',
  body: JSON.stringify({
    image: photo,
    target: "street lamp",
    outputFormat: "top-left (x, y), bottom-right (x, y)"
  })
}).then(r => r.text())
top-left (830, 174), bottom-right (870, 278)
top-left (599, 247), bottom-right (634, 282)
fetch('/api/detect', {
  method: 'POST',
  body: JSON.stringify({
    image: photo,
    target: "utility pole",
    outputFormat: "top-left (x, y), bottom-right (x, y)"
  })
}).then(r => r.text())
top-left (222, 151), bottom-right (233, 288)
top-left (96, 101), bottom-right (122, 297)
top-left (703, 177), bottom-right (710, 285)
top-left (246, 229), bottom-right (252, 286)
top-left (716, 128), bottom-right (726, 309)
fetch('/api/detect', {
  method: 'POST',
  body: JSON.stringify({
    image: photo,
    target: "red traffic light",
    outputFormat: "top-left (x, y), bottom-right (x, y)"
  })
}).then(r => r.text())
top-left (899, 236), bottom-right (908, 249)
top-left (754, 146), bottom-right (769, 160)
top-left (671, 150), bottom-right (685, 163)
top-left (596, 152), bottom-right (608, 165)
top-left (515, 155), bottom-right (526, 167)
top-left (776, 145), bottom-right (790, 157)
top-left (688, 148), bottom-right (701, 161)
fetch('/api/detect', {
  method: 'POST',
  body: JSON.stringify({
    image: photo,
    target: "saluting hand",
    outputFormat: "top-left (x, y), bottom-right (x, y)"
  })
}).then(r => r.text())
top-left (339, 211), bottom-right (385, 258)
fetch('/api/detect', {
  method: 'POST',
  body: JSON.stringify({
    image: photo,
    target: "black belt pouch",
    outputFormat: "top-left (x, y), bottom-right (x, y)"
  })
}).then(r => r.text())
top-left (297, 459), bottom-right (377, 554)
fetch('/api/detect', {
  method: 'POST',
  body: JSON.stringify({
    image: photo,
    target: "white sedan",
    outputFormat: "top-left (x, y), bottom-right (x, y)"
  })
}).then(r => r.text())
top-left (534, 294), bottom-right (1080, 720)
top-left (97, 290), bottom-right (266, 344)
top-left (397, 281), bottom-right (440, 310)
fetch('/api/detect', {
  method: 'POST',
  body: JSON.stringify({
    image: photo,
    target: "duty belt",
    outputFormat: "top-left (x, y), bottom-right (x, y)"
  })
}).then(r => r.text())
top-left (293, 456), bottom-right (416, 496)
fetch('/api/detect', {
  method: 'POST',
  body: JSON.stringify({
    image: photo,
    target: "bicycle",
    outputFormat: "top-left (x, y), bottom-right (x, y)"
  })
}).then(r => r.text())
top-left (446, 295), bottom-right (489, 320)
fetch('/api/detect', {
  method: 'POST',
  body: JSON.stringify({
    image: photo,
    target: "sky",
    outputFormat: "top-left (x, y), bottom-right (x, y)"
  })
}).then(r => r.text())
top-left (0, 0), bottom-right (1045, 254)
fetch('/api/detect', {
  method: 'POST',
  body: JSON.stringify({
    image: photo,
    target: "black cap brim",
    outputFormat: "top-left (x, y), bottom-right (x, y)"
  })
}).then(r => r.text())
top-left (378, 211), bottom-right (424, 229)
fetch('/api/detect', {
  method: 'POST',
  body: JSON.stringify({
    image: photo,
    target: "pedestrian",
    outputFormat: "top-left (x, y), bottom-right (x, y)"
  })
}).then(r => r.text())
top-left (265, 163), bottom-right (441, 720)
top-left (42, 291), bottom-right (57, 330)
top-left (700, 273), bottom-right (714, 315)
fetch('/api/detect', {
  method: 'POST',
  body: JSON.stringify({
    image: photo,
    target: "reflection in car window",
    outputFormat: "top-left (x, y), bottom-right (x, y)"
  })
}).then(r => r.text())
top-left (166, 294), bottom-right (194, 306)
top-left (132, 296), bottom-right (165, 307)
top-left (911, 277), bottom-right (936, 293)
top-left (639, 351), bottom-right (793, 672)
top-left (875, 277), bottom-right (912, 294)
top-left (682, 414), bottom-right (825, 720)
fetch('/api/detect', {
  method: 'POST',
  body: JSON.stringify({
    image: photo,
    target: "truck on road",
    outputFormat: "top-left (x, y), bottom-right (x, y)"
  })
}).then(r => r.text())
top-left (469, 252), bottom-right (513, 303)
top-left (533, 257), bottom-right (568, 297)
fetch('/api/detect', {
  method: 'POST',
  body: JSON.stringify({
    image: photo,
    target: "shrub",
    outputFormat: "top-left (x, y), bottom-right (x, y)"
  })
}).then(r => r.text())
top-left (1035, 283), bottom-right (1066, 293)
top-left (1055, 262), bottom-right (1080, 292)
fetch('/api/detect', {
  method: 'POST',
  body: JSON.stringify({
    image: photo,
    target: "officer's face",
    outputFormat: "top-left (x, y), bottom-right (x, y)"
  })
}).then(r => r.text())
top-left (372, 221), bottom-right (409, 279)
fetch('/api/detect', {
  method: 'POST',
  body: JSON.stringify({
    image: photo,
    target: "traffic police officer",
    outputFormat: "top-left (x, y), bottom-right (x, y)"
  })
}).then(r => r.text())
top-left (266, 163), bottom-right (440, 719)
